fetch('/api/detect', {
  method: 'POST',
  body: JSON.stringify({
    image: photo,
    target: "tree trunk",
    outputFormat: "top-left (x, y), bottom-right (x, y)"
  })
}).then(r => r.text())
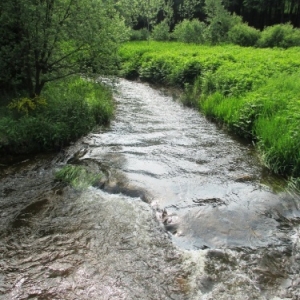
top-left (34, 80), bottom-right (45, 96)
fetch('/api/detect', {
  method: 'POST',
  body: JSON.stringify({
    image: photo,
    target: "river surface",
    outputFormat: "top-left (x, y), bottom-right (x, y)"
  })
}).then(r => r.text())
top-left (0, 78), bottom-right (300, 299)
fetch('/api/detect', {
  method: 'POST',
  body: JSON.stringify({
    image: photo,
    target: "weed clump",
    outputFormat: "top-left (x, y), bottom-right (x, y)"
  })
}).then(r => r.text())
top-left (55, 164), bottom-right (102, 189)
top-left (8, 95), bottom-right (47, 116)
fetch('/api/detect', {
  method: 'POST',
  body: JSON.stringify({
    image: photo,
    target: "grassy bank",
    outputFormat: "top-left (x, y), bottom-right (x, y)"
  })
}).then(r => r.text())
top-left (0, 77), bottom-right (114, 154)
top-left (119, 41), bottom-right (300, 178)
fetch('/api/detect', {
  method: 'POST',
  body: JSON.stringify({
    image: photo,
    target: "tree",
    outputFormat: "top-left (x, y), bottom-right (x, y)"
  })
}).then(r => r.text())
top-left (179, 0), bottom-right (202, 19)
top-left (116, 0), bottom-right (169, 32)
top-left (0, 0), bottom-right (129, 98)
top-left (163, 0), bottom-right (175, 26)
top-left (204, 0), bottom-right (227, 19)
top-left (204, 0), bottom-right (241, 43)
top-left (223, 0), bottom-right (300, 29)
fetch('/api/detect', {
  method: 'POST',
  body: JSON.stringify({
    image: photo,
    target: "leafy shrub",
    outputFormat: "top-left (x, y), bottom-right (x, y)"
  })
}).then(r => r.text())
top-left (172, 19), bottom-right (206, 44)
top-left (140, 58), bottom-right (172, 83)
top-left (8, 95), bottom-right (47, 116)
top-left (129, 28), bottom-right (149, 41)
top-left (204, 13), bottom-right (242, 44)
top-left (151, 21), bottom-right (170, 41)
top-left (228, 23), bottom-right (261, 46)
top-left (257, 23), bottom-right (300, 48)
top-left (0, 77), bottom-right (114, 154)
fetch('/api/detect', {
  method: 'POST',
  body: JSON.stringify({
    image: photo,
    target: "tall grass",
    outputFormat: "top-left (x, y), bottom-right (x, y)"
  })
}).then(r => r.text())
top-left (201, 73), bottom-right (300, 176)
top-left (0, 76), bottom-right (114, 154)
top-left (118, 41), bottom-right (300, 177)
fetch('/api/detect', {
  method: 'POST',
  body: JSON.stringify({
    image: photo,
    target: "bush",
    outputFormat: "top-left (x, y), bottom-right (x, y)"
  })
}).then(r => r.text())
top-left (204, 13), bottom-right (242, 44)
top-left (151, 21), bottom-right (170, 41)
top-left (228, 23), bottom-right (261, 46)
top-left (257, 23), bottom-right (300, 48)
top-left (129, 28), bottom-right (149, 41)
top-left (0, 76), bottom-right (114, 154)
top-left (7, 95), bottom-right (47, 116)
top-left (172, 19), bottom-right (206, 44)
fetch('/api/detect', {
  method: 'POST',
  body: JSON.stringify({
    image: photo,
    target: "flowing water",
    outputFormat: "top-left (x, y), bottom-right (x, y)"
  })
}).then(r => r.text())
top-left (0, 78), bottom-right (300, 299)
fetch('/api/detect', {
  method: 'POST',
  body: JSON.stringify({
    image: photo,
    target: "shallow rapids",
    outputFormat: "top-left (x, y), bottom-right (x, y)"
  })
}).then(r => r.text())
top-left (0, 78), bottom-right (300, 299)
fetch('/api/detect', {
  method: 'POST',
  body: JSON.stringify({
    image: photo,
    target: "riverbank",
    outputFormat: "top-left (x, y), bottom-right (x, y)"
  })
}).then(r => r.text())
top-left (118, 41), bottom-right (300, 179)
top-left (1, 77), bottom-right (300, 299)
top-left (0, 76), bottom-right (114, 157)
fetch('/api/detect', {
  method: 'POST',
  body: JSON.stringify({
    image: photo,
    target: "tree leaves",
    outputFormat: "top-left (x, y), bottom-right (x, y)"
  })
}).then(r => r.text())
top-left (0, 0), bottom-right (129, 97)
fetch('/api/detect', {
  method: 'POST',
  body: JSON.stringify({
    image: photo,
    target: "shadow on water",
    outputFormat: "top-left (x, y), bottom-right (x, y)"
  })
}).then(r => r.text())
top-left (12, 198), bottom-right (50, 228)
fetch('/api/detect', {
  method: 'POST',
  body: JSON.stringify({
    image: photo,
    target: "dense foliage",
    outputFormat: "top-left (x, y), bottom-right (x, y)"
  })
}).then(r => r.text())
top-left (228, 23), bottom-right (261, 46)
top-left (0, 0), bottom-right (125, 155)
top-left (171, 19), bottom-right (206, 43)
top-left (127, 1), bottom-right (300, 49)
top-left (122, 0), bottom-right (300, 31)
top-left (1, 0), bottom-right (300, 158)
top-left (0, 77), bottom-right (114, 154)
top-left (224, 0), bottom-right (300, 29)
top-left (257, 23), bottom-right (300, 47)
top-left (0, 0), bottom-right (128, 98)
top-left (118, 41), bottom-right (300, 178)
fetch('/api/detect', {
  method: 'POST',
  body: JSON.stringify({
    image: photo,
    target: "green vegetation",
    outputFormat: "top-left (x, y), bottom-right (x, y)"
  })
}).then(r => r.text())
top-left (122, 0), bottom-right (300, 49)
top-left (55, 164), bottom-right (102, 189)
top-left (171, 19), bottom-right (206, 43)
top-left (228, 23), bottom-right (261, 47)
top-left (1, 0), bottom-right (300, 163)
top-left (0, 0), bottom-right (128, 98)
top-left (152, 21), bottom-right (171, 41)
top-left (0, 77), bottom-right (114, 154)
top-left (257, 23), bottom-right (300, 48)
top-left (0, 0), bottom-right (122, 155)
top-left (118, 41), bottom-right (300, 178)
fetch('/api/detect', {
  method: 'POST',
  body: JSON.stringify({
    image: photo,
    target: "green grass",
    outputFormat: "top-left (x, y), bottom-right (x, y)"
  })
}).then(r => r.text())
top-left (202, 74), bottom-right (300, 176)
top-left (118, 41), bottom-right (300, 178)
top-left (55, 164), bottom-right (102, 189)
top-left (0, 76), bottom-right (114, 154)
top-left (119, 41), bottom-right (300, 88)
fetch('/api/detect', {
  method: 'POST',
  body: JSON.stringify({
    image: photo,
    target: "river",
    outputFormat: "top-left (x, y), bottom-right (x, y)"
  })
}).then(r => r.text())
top-left (0, 78), bottom-right (299, 299)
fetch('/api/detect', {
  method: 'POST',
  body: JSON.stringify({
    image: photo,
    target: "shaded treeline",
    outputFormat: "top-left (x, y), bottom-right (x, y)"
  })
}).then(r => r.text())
top-left (139, 0), bottom-right (300, 30)
top-left (224, 0), bottom-right (300, 29)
